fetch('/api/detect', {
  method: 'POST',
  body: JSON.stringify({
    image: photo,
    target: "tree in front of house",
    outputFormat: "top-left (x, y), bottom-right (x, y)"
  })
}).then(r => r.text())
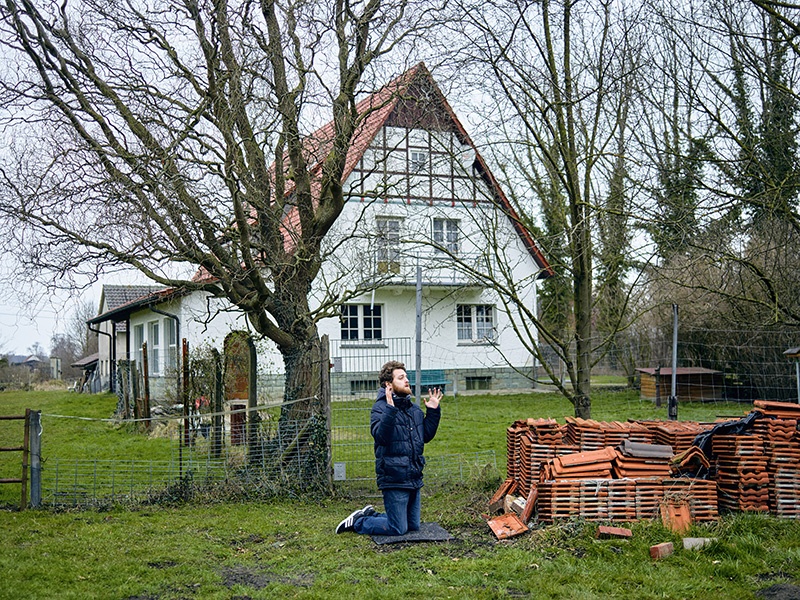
top-left (0, 1), bottom-right (442, 489)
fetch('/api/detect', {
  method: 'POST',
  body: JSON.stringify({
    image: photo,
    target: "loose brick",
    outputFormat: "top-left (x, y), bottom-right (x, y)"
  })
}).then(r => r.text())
top-left (650, 542), bottom-right (674, 560)
top-left (597, 525), bottom-right (632, 539)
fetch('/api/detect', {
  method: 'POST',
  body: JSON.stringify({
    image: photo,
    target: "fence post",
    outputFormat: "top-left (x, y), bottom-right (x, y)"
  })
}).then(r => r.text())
top-left (247, 337), bottom-right (260, 464)
top-left (212, 348), bottom-right (223, 459)
top-left (320, 334), bottom-right (332, 489)
top-left (668, 304), bottom-right (679, 421)
top-left (29, 410), bottom-right (42, 508)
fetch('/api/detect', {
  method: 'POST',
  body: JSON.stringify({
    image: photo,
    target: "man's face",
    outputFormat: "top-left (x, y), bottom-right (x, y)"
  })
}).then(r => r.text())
top-left (391, 368), bottom-right (412, 395)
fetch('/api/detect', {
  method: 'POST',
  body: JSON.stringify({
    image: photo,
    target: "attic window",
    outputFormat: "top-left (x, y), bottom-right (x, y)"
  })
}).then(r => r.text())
top-left (410, 151), bottom-right (427, 173)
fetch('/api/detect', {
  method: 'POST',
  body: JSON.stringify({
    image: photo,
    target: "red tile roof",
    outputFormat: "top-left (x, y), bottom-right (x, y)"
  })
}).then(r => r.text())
top-left (276, 62), bottom-right (553, 275)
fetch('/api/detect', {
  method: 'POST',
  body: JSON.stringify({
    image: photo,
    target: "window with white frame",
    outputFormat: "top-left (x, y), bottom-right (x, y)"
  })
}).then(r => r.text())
top-left (410, 150), bottom-right (427, 173)
top-left (376, 218), bottom-right (401, 274)
top-left (133, 323), bottom-right (144, 370)
top-left (341, 304), bottom-right (383, 341)
top-left (456, 304), bottom-right (496, 342)
top-left (166, 318), bottom-right (177, 371)
top-left (433, 218), bottom-right (459, 254)
top-left (148, 320), bottom-right (160, 375)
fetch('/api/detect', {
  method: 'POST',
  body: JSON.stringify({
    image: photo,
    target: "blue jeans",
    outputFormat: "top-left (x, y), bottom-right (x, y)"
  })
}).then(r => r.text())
top-left (353, 488), bottom-right (421, 536)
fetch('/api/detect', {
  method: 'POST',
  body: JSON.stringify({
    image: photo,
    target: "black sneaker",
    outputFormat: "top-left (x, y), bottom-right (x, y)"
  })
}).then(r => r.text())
top-left (335, 504), bottom-right (374, 534)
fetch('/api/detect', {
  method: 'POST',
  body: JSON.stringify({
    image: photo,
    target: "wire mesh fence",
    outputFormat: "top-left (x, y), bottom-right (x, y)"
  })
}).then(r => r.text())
top-left (6, 325), bottom-right (800, 508)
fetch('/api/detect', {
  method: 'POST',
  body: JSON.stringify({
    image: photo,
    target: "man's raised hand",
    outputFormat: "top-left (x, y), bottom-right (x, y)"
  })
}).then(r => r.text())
top-left (425, 387), bottom-right (442, 409)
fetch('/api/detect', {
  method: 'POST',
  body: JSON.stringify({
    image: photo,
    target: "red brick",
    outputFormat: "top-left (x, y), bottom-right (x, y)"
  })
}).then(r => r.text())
top-left (650, 542), bottom-right (674, 560)
top-left (596, 525), bottom-right (632, 539)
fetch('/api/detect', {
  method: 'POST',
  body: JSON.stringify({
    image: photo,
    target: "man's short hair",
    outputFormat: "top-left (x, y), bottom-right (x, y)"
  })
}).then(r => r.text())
top-left (379, 360), bottom-right (406, 388)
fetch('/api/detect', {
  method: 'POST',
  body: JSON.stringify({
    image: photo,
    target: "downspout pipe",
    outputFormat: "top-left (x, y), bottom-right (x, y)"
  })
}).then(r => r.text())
top-left (149, 307), bottom-right (181, 400)
top-left (89, 322), bottom-right (114, 393)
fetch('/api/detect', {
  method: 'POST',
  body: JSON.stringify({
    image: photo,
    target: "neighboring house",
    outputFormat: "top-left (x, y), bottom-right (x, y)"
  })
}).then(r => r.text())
top-left (89, 63), bottom-right (553, 400)
top-left (93, 285), bottom-right (167, 391)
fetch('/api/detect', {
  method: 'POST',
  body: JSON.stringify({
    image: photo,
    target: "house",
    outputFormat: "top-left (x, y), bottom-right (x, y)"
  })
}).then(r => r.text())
top-left (89, 63), bottom-right (552, 401)
top-left (92, 285), bottom-right (166, 392)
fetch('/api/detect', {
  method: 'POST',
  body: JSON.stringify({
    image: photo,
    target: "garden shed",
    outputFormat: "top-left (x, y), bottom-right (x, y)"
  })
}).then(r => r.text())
top-left (635, 367), bottom-right (724, 402)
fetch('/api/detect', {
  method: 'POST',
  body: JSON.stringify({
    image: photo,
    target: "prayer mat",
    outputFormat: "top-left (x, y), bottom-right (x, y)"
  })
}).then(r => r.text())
top-left (371, 522), bottom-right (452, 545)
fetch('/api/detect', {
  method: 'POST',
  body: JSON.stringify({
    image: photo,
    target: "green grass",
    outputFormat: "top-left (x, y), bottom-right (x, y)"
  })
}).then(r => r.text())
top-left (1, 489), bottom-right (799, 599)
top-left (1, 389), bottom-right (797, 599)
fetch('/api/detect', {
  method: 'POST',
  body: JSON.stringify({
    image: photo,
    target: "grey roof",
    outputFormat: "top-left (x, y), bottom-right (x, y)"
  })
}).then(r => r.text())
top-left (71, 352), bottom-right (99, 368)
top-left (101, 285), bottom-right (166, 312)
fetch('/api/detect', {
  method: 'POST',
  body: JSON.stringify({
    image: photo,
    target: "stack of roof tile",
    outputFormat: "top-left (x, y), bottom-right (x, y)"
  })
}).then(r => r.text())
top-left (663, 478), bottom-right (719, 522)
top-left (613, 440), bottom-right (673, 479)
top-left (753, 418), bottom-right (800, 519)
top-left (537, 478), bottom-right (688, 523)
top-left (649, 421), bottom-right (715, 454)
top-left (669, 446), bottom-right (711, 477)
top-left (563, 418), bottom-right (654, 450)
top-left (525, 418), bottom-right (564, 444)
top-left (506, 425), bottom-right (529, 484)
top-left (539, 447), bottom-right (616, 481)
top-left (713, 434), bottom-right (770, 512)
top-left (754, 400), bottom-right (800, 420)
top-left (518, 435), bottom-right (578, 494)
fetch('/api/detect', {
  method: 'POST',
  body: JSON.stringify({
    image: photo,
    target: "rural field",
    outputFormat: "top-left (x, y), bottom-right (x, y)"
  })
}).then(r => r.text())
top-left (1, 389), bottom-right (800, 599)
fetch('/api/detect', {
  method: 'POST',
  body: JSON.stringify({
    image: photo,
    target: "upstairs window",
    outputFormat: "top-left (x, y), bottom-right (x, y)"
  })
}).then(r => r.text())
top-left (433, 218), bottom-right (459, 254)
top-left (457, 304), bottom-right (496, 342)
top-left (410, 150), bottom-right (428, 173)
top-left (376, 218), bottom-right (401, 274)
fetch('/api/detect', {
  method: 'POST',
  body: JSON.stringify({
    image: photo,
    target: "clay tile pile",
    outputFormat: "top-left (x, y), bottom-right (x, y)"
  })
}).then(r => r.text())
top-left (713, 434), bottom-right (770, 512)
top-left (506, 425), bottom-right (528, 483)
top-left (536, 478), bottom-right (670, 522)
top-left (649, 421), bottom-right (715, 454)
top-left (753, 416), bottom-right (800, 518)
top-left (663, 478), bottom-right (718, 522)
top-left (613, 440), bottom-right (673, 478)
top-left (540, 446), bottom-right (617, 481)
top-left (669, 446), bottom-right (711, 476)
top-left (518, 435), bottom-right (578, 492)
top-left (754, 400), bottom-right (800, 420)
top-left (524, 417), bottom-right (564, 444)
top-left (563, 418), bottom-right (654, 450)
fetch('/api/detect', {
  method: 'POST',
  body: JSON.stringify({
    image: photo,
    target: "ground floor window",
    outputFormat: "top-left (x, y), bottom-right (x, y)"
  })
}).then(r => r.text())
top-left (466, 376), bottom-right (492, 391)
top-left (341, 304), bottom-right (383, 341)
top-left (456, 304), bottom-right (495, 342)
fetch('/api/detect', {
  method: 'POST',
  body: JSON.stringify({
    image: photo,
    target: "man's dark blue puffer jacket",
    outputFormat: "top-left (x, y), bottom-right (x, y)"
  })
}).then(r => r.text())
top-left (370, 386), bottom-right (441, 490)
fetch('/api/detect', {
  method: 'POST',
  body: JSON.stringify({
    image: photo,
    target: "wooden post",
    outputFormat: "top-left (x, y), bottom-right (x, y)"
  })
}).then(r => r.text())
top-left (142, 342), bottom-right (151, 431)
top-left (29, 410), bottom-right (42, 508)
top-left (212, 348), bottom-right (223, 459)
top-left (130, 361), bottom-right (140, 421)
top-left (20, 408), bottom-right (30, 510)
top-left (182, 339), bottom-right (190, 448)
top-left (121, 362), bottom-right (131, 419)
top-left (247, 337), bottom-right (260, 464)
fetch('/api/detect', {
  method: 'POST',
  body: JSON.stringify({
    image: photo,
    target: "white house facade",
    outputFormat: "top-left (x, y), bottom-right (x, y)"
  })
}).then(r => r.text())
top-left (90, 64), bottom-right (552, 401)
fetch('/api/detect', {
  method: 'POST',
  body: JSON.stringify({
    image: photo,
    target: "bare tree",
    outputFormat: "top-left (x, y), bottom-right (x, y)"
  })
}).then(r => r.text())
top-left (67, 299), bottom-right (97, 358)
top-left (442, 0), bottom-right (651, 417)
top-left (0, 0), bottom-right (442, 486)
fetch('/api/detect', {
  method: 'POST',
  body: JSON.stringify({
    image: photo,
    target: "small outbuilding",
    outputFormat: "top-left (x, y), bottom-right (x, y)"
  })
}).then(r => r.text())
top-left (636, 367), bottom-right (724, 403)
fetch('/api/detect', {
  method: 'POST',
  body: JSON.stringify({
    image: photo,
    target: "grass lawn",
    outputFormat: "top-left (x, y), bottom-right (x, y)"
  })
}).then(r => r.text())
top-left (1, 389), bottom-right (799, 599)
